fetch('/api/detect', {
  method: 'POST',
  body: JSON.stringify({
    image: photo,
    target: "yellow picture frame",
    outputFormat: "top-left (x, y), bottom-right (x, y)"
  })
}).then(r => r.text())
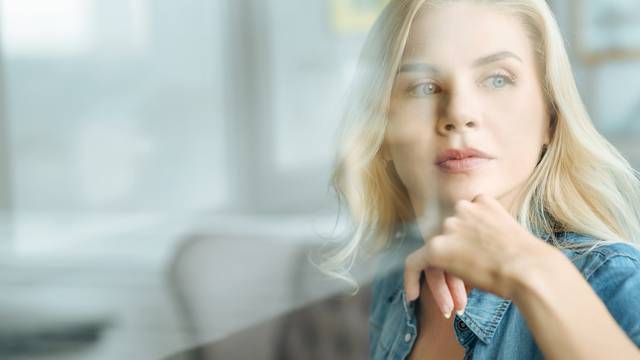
top-left (330, 0), bottom-right (390, 34)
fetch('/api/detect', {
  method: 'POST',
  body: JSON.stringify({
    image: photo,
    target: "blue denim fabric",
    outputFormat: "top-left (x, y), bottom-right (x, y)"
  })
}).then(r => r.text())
top-left (369, 222), bottom-right (640, 359)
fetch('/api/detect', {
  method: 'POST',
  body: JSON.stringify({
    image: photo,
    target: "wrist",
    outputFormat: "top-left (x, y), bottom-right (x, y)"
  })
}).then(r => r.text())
top-left (503, 238), bottom-right (567, 303)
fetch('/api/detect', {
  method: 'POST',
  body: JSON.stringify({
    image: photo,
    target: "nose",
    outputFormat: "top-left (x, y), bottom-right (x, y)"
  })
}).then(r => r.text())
top-left (438, 117), bottom-right (476, 134)
top-left (436, 89), bottom-right (480, 135)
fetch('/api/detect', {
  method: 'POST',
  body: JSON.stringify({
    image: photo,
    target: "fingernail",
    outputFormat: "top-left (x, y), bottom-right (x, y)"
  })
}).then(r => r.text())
top-left (443, 310), bottom-right (451, 319)
top-left (456, 308), bottom-right (465, 316)
top-left (408, 288), bottom-right (416, 301)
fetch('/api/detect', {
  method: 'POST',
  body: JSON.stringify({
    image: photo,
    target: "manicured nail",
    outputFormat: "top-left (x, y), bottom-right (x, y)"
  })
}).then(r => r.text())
top-left (443, 310), bottom-right (451, 319)
top-left (456, 309), bottom-right (465, 316)
top-left (408, 288), bottom-right (416, 301)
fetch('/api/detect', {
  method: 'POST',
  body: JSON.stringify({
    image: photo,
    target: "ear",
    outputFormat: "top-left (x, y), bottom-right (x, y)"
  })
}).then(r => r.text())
top-left (546, 104), bottom-right (558, 143)
top-left (544, 130), bottom-right (551, 146)
top-left (380, 143), bottom-right (392, 162)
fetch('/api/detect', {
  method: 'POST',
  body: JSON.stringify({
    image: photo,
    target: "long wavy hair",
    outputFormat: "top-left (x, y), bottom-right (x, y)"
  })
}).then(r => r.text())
top-left (318, 0), bottom-right (640, 289)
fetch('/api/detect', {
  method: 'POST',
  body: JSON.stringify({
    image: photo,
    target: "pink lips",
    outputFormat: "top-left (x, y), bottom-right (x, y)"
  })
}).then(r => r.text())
top-left (435, 147), bottom-right (495, 173)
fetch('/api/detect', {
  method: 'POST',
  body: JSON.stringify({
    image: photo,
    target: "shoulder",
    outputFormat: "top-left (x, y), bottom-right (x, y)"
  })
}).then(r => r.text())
top-left (558, 232), bottom-right (640, 345)
top-left (370, 251), bottom-right (404, 314)
top-left (588, 242), bottom-right (640, 277)
top-left (368, 239), bottom-right (409, 358)
top-left (557, 232), bottom-right (640, 281)
top-left (369, 225), bottom-right (422, 326)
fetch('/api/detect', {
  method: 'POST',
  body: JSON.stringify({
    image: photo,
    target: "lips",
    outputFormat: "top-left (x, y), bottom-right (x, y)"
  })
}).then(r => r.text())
top-left (435, 147), bottom-right (495, 173)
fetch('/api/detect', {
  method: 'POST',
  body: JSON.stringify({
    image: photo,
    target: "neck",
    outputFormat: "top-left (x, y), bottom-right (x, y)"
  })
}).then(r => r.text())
top-left (416, 281), bottom-right (456, 333)
top-left (411, 183), bottom-right (525, 228)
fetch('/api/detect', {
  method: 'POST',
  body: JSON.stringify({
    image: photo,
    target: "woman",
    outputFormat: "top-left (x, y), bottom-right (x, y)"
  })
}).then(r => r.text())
top-left (320, 0), bottom-right (640, 359)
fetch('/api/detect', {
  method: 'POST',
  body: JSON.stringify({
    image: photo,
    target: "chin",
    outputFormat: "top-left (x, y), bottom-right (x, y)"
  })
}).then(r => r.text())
top-left (438, 184), bottom-right (496, 206)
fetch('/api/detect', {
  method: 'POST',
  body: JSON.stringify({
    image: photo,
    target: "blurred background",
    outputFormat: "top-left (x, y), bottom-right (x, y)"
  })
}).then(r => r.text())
top-left (0, 0), bottom-right (638, 359)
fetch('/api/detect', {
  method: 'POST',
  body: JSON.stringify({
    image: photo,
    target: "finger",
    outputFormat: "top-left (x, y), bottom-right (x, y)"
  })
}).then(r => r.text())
top-left (442, 216), bottom-right (459, 234)
top-left (445, 272), bottom-right (468, 315)
top-left (404, 248), bottom-right (428, 301)
top-left (472, 192), bottom-right (500, 210)
top-left (471, 193), bottom-right (487, 203)
top-left (425, 267), bottom-right (454, 319)
top-left (453, 199), bottom-right (474, 220)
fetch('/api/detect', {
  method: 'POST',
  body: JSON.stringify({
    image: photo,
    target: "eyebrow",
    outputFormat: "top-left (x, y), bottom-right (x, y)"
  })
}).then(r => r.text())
top-left (397, 51), bottom-right (523, 74)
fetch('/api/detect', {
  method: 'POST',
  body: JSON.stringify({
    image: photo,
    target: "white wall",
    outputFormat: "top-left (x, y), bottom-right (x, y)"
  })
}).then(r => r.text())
top-left (2, 0), bottom-right (228, 213)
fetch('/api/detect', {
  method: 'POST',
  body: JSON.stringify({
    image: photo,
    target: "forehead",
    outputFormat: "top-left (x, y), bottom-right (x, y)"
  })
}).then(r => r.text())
top-left (403, 2), bottom-right (533, 66)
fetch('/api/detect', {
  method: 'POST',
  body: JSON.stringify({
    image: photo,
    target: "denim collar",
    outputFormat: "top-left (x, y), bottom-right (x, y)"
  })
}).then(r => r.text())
top-left (453, 288), bottom-right (511, 344)
top-left (391, 276), bottom-right (511, 345)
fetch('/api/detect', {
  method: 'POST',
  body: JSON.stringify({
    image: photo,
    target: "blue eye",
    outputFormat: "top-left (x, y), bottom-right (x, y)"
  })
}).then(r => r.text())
top-left (484, 74), bottom-right (515, 89)
top-left (409, 82), bottom-right (441, 97)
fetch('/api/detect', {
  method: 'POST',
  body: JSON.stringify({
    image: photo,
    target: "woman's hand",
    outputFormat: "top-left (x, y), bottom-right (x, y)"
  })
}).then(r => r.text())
top-left (404, 193), bottom-right (556, 315)
top-left (423, 267), bottom-right (469, 319)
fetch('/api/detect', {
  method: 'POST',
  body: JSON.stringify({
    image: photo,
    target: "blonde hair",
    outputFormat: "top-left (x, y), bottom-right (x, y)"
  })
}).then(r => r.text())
top-left (318, 0), bottom-right (640, 289)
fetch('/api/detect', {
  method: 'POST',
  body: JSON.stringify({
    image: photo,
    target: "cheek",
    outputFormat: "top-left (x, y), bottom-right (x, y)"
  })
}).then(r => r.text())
top-left (386, 99), bottom-right (437, 145)
top-left (491, 82), bottom-right (547, 144)
top-left (387, 139), bottom-right (434, 193)
top-left (490, 96), bottom-right (547, 173)
top-left (386, 101), bottom-right (439, 194)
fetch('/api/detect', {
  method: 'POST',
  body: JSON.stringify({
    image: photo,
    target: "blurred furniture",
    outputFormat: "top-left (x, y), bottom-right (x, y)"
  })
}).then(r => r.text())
top-left (166, 232), bottom-right (375, 359)
top-left (0, 308), bottom-right (109, 357)
top-left (0, 252), bottom-right (186, 360)
top-left (0, 276), bottom-right (112, 358)
top-left (165, 285), bottom-right (371, 360)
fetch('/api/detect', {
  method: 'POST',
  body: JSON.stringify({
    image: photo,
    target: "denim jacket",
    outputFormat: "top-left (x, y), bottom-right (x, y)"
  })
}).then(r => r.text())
top-left (369, 222), bottom-right (640, 359)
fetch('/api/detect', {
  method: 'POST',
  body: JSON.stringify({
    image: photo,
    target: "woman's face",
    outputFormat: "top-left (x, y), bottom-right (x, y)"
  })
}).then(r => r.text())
top-left (385, 2), bottom-right (552, 218)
